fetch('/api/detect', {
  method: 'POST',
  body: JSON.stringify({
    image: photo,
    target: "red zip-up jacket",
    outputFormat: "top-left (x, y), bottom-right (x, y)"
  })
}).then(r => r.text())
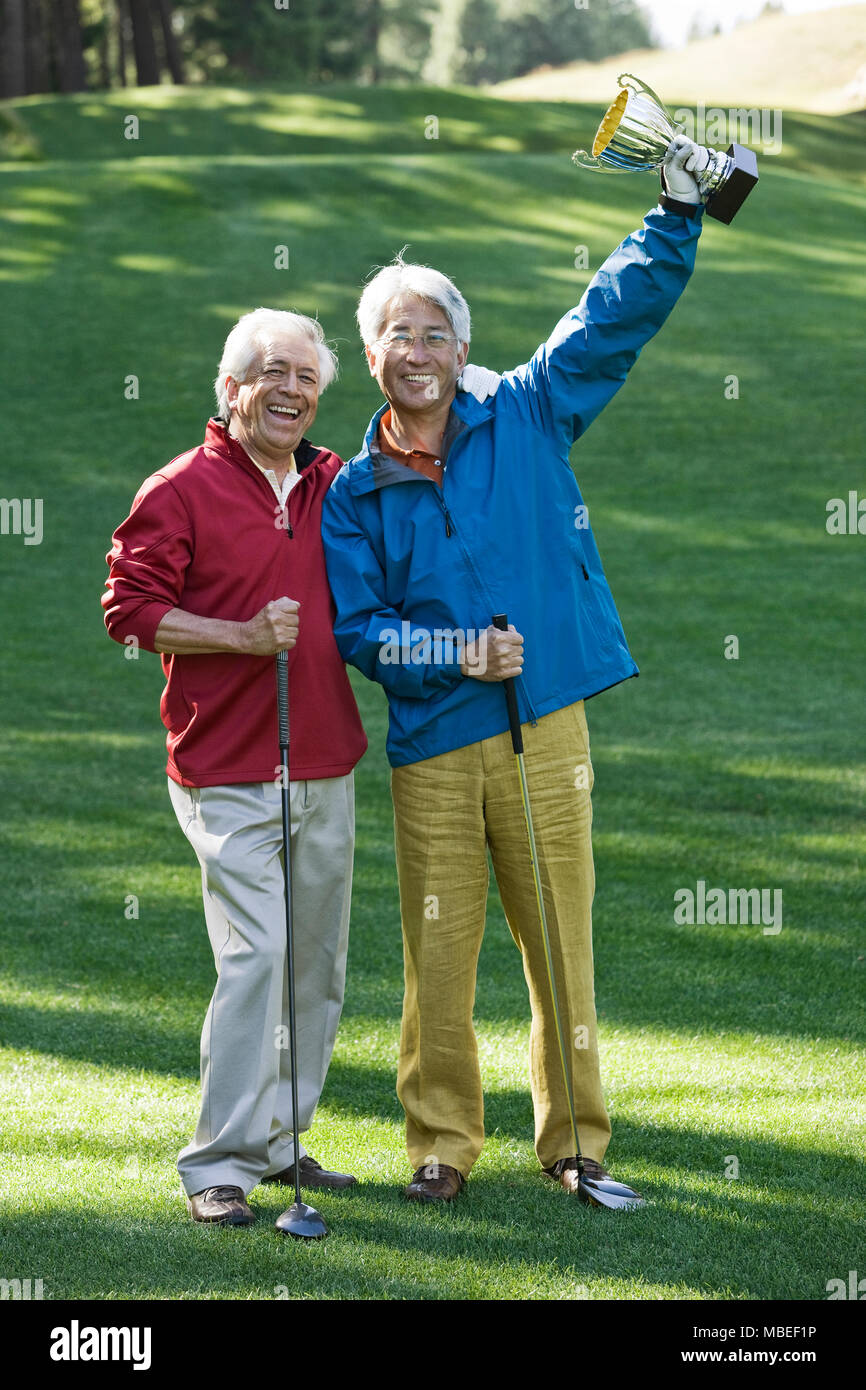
top-left (102, 419), bottom-right (367, 787)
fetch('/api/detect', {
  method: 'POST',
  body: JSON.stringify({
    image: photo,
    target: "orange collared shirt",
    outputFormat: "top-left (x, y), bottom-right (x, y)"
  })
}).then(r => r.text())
top-left (377, 409), bottom-right (444, 487)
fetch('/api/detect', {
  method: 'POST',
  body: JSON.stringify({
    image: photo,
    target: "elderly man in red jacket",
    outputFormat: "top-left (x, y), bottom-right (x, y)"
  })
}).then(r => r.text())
top-left (102, 309), bottom-right (368, 1225)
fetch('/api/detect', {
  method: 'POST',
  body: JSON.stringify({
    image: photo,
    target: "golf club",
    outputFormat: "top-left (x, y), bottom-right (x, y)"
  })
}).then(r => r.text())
top-left (491, 614), bottom-right (645, 1211)
top-left (273, 649), bottom-right (329, 1240)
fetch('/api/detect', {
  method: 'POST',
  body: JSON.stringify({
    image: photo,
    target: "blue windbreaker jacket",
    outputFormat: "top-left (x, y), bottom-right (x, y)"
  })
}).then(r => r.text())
top-left (322, 204), bottom-right (703, 767)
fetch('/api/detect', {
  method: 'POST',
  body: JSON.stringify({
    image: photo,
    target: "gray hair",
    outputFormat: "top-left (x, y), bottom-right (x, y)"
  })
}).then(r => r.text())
top-left (357, 251), bottom-right (471, 348)
top-left (213, 308), bottom-right (338, 422)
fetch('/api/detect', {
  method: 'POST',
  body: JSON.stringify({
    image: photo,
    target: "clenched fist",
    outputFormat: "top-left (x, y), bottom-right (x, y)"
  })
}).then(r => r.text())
top-left (241, 597), bottom-right (300, 655)
top-left (662, 134), bottom-right (710, 203)
top-left (461, 623), bottom-right (524, 682)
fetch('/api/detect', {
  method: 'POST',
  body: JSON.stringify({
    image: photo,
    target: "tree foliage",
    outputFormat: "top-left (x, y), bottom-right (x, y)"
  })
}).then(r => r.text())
top-left (454, 0), bottom-right (655, 85)
top-left (0, 0), bottom-right (655, 96)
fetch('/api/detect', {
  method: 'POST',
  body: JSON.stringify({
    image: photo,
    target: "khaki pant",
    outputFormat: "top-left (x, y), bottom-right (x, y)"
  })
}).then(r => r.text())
top-left (391, 701), bottom-right (610, 1176)
top-left (168, 775), bottom-right (354, 1197)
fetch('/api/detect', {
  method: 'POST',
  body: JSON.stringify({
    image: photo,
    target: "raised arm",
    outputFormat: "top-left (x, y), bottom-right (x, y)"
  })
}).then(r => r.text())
top-left (498, 202), bottom-right (703, 450)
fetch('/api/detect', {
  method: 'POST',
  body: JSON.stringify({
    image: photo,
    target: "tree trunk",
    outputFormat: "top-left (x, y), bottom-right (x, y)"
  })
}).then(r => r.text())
top-left (56, 0), bottom-right (87, 93)
top-left (1, 0), bottom-right (28, 98)
top-left (116, 0), bottom-right (129, 86)
top-left (154, 0), bottom-right (185, 84)
top-left (154, 0), bottom-right (184, 83)
top-left (25, 0), bottom-right (51, 94)
top-left (368, 0), bottom-right (381, 84)
top-left (98, 9), bottom-right (112, 90)
top-left (128, 0), bottom-right (161, 86)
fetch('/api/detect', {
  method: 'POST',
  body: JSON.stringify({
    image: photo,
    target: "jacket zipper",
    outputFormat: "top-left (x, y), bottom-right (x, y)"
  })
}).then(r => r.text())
top-left (251, 449), bottom-right (319, 538)
top-left (367, 425), bottom-right (539, 725)
top-left (282, 471), bottom-right (310, 539)
top-left (432, 475), bottom-right (540, 727)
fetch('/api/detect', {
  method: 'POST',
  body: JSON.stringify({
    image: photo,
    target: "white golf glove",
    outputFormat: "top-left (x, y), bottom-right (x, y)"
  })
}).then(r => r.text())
top-left (661, 135), bottom-right (711, 204)
top-left (460, 363), bottom-right (502, 401)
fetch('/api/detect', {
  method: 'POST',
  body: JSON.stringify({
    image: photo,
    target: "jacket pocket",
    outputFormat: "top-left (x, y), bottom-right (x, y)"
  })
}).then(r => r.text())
top-left (160, 664), bottom-right (193, 733)
top-left (570, 537), bottom-right (610, 650)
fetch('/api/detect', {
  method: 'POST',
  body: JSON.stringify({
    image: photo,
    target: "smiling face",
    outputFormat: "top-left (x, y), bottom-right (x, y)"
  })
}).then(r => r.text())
top-left (365, 294), bottom-right (468, 417)
top-left (226, 334), bottom-right (320, 467)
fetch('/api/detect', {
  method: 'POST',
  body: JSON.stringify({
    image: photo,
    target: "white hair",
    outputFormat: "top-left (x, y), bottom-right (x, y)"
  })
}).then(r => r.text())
top-left (213, 308), bottom-right (338, 422)
top-left (357, 251), bottom-right (471, 348)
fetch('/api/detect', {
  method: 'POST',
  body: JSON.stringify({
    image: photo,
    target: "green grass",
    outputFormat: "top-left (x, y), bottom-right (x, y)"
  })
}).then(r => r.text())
top-left (0, 83), bottom-right (864, 1301)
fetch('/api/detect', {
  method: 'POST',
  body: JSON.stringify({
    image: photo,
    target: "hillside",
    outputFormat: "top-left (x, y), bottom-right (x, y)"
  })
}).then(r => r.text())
top-left (491, 3), bottom-right (866, 114)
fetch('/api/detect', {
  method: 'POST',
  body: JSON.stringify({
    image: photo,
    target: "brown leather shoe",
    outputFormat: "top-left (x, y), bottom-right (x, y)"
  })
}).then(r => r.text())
top-left (404, 1163), bottom-right (465, 1203)
top-left (261, 1154), bottom-right (357, 1190)
top-left (187, 1185), bottom-right (255, 1225)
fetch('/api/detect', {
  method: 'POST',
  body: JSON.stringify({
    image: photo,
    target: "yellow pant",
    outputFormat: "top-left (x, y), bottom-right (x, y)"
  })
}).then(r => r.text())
top-left (391, 700), bottom-right (611, 1176)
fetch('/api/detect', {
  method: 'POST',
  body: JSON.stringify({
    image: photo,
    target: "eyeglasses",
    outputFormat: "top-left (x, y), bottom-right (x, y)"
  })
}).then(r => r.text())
top-left (377, 331), bottom-right (457, 352)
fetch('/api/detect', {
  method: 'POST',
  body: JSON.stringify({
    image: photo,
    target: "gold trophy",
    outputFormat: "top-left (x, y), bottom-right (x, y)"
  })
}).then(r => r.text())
top-left (573, 74), bottom-right (758, 224)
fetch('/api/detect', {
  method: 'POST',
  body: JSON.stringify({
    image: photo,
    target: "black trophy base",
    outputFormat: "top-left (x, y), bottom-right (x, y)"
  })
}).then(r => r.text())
top-left (705, 143), bottom-right (759, 224)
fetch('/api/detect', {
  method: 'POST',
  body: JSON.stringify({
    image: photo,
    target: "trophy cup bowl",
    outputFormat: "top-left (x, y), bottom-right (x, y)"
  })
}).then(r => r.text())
top-left (574, 73), bottom-right (758, 224)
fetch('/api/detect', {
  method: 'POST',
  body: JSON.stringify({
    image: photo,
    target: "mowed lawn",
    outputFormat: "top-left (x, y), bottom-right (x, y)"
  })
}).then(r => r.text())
top-left (0, 85), bottom-right (864, 1301)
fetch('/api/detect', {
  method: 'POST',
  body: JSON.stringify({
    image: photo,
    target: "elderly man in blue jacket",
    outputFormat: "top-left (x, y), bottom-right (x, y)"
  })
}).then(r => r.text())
top-left (322, 140), bottom-right (708, 1204)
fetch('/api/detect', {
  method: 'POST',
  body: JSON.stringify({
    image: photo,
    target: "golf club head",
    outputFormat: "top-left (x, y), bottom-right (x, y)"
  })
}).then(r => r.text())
top-left (578, 1174), bottom-right (646, 1211)
top-left (275, 1200), bottom-right (329, 1239)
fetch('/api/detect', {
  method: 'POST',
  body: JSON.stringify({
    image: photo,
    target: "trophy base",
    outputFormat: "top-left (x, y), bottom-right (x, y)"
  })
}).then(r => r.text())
top-left (704, 143), bottom-right (759, 224)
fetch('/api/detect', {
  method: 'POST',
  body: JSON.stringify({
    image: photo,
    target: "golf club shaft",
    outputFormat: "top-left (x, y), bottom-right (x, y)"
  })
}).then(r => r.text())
top-left (276, 649), bottom-right (303, 1209)
top-left (491, 614), bottom-right (583, 1167)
